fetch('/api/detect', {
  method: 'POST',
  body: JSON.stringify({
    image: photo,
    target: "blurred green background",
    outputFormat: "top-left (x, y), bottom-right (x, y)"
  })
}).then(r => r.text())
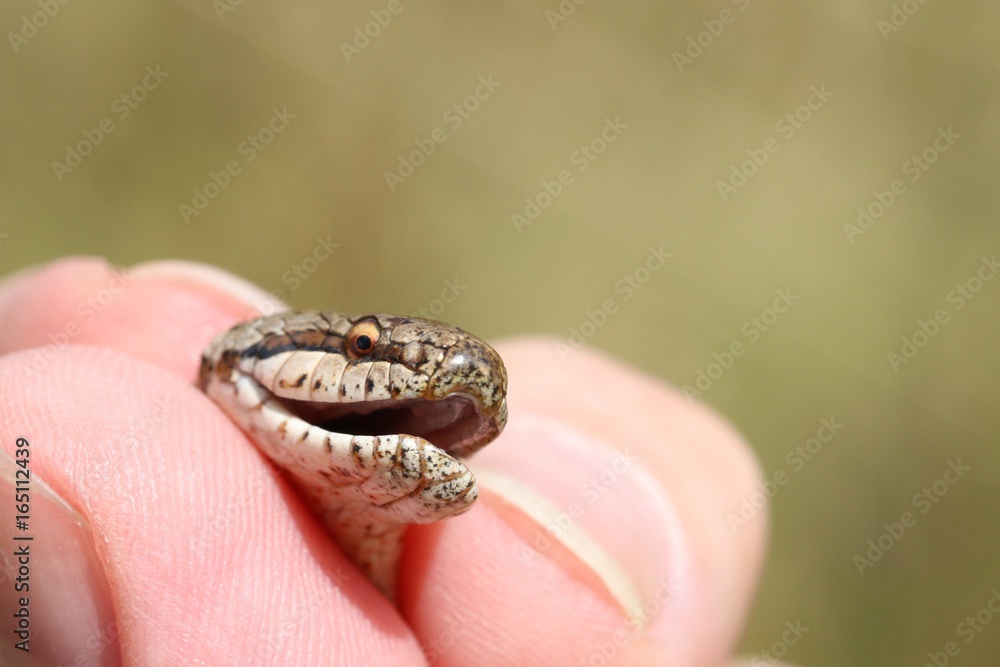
top-left (2, 1), bottom-right (998, 664)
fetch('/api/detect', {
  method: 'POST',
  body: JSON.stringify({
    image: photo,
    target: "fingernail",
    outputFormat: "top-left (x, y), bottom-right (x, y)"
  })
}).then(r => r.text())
top-left (0, 445), bottom-right (121, 667)
top-left (128, 259), bottom-right (287, 313)
top-left (475, 414), bottom-right (687, 629)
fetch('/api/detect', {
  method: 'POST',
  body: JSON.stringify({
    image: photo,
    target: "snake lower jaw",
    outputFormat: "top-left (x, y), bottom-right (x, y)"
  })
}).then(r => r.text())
top-left (211, 371), bottom-right (481, 523)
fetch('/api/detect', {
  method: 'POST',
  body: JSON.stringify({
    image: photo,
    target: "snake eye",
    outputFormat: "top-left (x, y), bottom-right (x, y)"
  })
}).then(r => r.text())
top-left (346, 321), bottom-right (380, 358)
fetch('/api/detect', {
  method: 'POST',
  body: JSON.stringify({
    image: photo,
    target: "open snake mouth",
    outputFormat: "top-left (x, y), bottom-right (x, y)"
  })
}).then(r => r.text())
top-left (270, 394), bottom-right (501, 458)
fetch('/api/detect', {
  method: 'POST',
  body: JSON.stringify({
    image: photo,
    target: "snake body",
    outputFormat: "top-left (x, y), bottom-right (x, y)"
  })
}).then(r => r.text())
top-left (199, 311), bottom-right (508, 595)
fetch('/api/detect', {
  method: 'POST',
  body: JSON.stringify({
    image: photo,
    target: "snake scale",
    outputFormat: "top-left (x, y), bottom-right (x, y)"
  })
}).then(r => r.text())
top-left (198, 311), bottom-right (508, 596)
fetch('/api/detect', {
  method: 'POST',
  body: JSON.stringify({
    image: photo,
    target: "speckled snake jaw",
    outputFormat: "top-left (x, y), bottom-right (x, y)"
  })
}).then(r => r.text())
top-left (201, 365), bottom-right (482, 595)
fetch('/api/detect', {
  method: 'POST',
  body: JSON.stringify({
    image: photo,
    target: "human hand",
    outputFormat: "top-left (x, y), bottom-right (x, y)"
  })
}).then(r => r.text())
top-left (0, 258), bottom-right (775, 666)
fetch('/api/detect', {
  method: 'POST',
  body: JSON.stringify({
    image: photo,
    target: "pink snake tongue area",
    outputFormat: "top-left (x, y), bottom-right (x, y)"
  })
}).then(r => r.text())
top-left (198, 311), bottom-right (508, 596)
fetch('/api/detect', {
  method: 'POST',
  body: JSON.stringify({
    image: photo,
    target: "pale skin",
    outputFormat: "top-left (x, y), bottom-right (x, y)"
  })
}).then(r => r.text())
top-left (0, 258), bottom-right (793, 667)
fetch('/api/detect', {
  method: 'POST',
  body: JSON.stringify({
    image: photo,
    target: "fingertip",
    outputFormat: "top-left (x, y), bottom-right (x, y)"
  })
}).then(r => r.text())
top-left (0, 256), bottom-right (116, 351)
top-left (127, 259), bottom-right (286, 315)
top-left (399, 497), bottom-right (632, 667)
top-left (0, 256), bottom-right (283, 378)
top-left (403, 337), bottom-right (769, 666)
top-left (498, 338), bottom-right (770, 635)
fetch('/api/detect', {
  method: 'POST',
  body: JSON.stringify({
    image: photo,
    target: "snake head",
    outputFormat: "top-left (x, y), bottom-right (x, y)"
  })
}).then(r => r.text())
top-left (204, 312), bottom-right (508, 461)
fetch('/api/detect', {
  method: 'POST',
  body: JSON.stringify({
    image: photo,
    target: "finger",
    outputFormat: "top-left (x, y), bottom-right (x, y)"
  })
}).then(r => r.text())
top-left (0, 346), bottom-right (426, 665)
top-left (0, 256), bottom-right (282, 378)
top-left (398, 340), bottom-right (768, 666)
top-left (0, 258), bottom-right (431, 663)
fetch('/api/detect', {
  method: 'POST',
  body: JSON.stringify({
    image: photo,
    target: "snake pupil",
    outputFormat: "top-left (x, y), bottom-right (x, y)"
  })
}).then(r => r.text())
top-left (346, 321), bottom-right (380, 357)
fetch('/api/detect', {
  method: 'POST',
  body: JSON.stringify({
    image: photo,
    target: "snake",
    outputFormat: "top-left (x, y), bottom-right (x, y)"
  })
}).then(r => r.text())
top-left (198, 311), bottom-right (508, 597)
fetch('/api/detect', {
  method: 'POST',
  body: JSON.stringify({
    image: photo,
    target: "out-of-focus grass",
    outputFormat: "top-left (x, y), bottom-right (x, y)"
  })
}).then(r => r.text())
top-left (2, 1), bottom-right (998, 664)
